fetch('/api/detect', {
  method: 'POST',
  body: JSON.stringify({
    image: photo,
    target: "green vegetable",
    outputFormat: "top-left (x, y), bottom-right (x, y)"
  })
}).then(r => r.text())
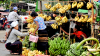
top-left (80, 51), bottom-right (92, 56)
top-left (48, 37), bottom-right (70, 56)
top-left (77, 38), bottom-right (99, 49)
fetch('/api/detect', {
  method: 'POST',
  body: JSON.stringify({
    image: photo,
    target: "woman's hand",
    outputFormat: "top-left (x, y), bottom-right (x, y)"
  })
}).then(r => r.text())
top-left (33, 32), bottom-right (35, 36)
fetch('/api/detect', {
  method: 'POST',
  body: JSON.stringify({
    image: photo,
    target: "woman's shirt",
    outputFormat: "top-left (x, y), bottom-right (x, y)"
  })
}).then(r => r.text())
top-left (6, 29), bottom-right (29, 44)
top-left (34, 17), bottom-right (46, 30)
top-left (73, 31), bottom-right (87, 39)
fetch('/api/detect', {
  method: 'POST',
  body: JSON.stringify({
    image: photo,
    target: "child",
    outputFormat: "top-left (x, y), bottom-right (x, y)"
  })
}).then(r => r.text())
top-left (60, 25), bottom-right (87, 42)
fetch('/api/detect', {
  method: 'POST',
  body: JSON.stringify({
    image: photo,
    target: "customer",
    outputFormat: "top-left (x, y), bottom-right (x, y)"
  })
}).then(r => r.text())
top-left (60, 25), bottom-right (87, 42)
top-left (5, 21), bottom-right (30, 55)
top-left (7, 6), bottom-right (21, 24)
top-left (31, 11), bottom-right (48, 54)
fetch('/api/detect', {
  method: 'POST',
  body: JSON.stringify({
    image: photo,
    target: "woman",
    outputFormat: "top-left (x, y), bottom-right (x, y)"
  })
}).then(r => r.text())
top-left (31, 11), bottom-right (48, 54)
top-left (61, 25), bottom-right (87, 42)
top-left (5, 21), bottom-right (29, 55)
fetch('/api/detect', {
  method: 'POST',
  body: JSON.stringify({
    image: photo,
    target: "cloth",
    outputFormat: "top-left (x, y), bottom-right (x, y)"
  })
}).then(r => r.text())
top-left (73, 31), bottom-right (87, 39)
top-left (5, 41), bottom-right (22, 54)
top-left (75, 35), bottom-right (84, 42)
top-left (13, 7), bottom-right (18, 10)
top-left (7, 11), bottom-right (21, 22)
top-left (34, 17), bottom-right (46, 30)
top-left (6, 29), bottom-right (29, 44)
top-left (11, 21), bottom-right (18, 27)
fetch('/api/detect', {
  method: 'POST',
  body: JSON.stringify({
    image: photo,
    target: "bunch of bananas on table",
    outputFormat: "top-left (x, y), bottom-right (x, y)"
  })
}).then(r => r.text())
top-left (50, 6), bottom-right (57, 12)
top-left (55, 16), bottom-right (62, 22)
top-left (61, 16), bottom-right (68, 23)
top-left (87, 2), bottom-right (92, 9)
top-left (75, 16), bottom-right (79, 21)
top-left (51, 24), bottom-right (58, 29)
top-left (58, 7), bottom-right (66, 13)
top-left (26, 15), bottom-right (33, 23)
top-left (44, 3), bottom-right (51, 9)
top-left (77, 2), bottom-right (84, 9)
top-left (46, 16), bottom-right (51, 21)
top-left (72, 2), bottom-right (77, 8)
top-left (55, 3), bottom-right (63, 9)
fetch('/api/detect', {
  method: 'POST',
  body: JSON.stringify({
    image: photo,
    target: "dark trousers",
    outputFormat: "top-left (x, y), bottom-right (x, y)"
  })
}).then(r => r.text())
top-left (5, 41), bottom-right (22, 54)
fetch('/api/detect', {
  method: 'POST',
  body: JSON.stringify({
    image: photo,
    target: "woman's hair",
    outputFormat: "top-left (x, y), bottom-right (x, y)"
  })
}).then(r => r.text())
top-left (75, 25), bottom-right (80, 31)
top-left (31, 11), bottom-right (38, 17)
top-left (7, 27), bottom-right (14, 39)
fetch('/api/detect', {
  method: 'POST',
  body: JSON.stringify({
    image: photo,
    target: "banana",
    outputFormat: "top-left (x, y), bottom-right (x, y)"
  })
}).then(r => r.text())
top-left (87, 17), bottom-right (93, 22)
top-left (50, 6), bottom-right (57, 12)
top-left (87, 2), bottom-right (92, 9)
top-left (55, 16), bottom-right (62, 22)
top-left (58, 7), bottom-right (66, 13)
top-left (46, 16), bottom-right (51, 21)
top-left (28, 28), bottom-right (35, 33)
top-left (61, 16), bottom-right (68, 23)
top-left (72, 2), bottom-right (77, 8)
top-left (44, 3), bottom-right (51, 9)
top-left (77, 2), bottom-right (84, 9)
top-left (75, 16), bottom-right (79, 21)
top-left (51, 24), bottom-right (58, 29)
top-left (78, 16), bottom-right (84, 22)
top-left (57, 21), bottom-right (62, 26)
top-left (82, 15), bottom-right (88, 22)
top-left (55, 3), bottom-right (63, 9)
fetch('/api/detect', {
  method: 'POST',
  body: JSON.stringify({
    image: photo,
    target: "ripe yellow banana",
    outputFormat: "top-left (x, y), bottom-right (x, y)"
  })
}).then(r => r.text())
top-left (72, 2), bottom-right (77, 8)
top-left (87, 2), bottom-right (92, 9)
top-left (77, 2), bottom-right (84, 9)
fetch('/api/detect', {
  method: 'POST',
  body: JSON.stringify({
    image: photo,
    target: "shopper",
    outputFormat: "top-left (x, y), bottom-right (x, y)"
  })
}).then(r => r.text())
top-left (5, 21), bottom-right (30, 55)
top-left (31, 11), bottom-right (48, 54)
top-left (60, 25), bottom-right (87, 42)
top-left (7, 6), bottom-right (21, 24)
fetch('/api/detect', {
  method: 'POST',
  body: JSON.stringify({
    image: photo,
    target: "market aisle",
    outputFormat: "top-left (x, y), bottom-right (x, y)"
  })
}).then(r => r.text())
top-left (0, 43), bottom-right (20, 56)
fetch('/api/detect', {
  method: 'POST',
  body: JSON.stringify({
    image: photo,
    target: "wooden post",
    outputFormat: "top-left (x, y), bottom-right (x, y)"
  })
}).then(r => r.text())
top-left (40, 1), bottom-right (42, 13)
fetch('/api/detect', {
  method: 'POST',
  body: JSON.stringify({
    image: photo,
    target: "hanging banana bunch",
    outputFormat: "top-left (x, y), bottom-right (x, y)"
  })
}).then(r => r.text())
top-left (72, 2), bottom-right (77, 8)
top-left (75, 16), bottom-right (79, 21)
top-left (87, 2), bottom-right (92, 9)
top-left (50, 6), bottom-right (57, 12)
top-left (78, 16), bottom-right (84, 22)
top-left (55, 3), bottom-right (63, 9)
top-left (82, 15), bottom-right (88, 22)
top-left (61, 16), bottom-right (68, 23)
top-left (87, 16), bottom-right (93, 22)
top-left (77, 2), bottom-right (84, 9)
top-left (58, 7), bottom-right (66, 13)
top-left (26, 15), bottom-right (33, 23)
top-left (44, 3), bottom-right (51, 9)
top-left (55, 16), bottom-right (62, 22)
top-left (51, 24), bottom-right (58, 29)
top-left (46, 16), bottom-right (51, 21)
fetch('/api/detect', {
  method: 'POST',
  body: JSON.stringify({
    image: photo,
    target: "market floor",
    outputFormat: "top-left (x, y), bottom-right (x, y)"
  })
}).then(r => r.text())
top-left (0, 43), bottom-right (20, 56)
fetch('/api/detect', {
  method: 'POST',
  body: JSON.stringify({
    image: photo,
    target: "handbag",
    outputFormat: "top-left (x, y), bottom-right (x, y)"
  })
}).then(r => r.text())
top-left (29, 34), bottom-right (39, 43)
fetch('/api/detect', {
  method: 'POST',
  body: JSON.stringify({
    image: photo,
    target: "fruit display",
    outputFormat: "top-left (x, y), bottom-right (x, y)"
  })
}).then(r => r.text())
top-left (50, 6), bottom-right (57, 12)
top-left (72, 2), bottom-right (77, 8)
top-left (26, 15), bottom-right (33, 23)
top-left (55, 3), bottom-right (63, 9)
top-left (58, 7), bottom-right (66, 13)
top-left (75, 16), bottom-right (79, 21)
top-left (46, 16), bottom-right (51, 21)
top-left (87, 2), bottom-right (92, 9)
top-left (48, 37), bottom-right (70, 56)
top-left (77, 2), bottom-right (84, 9)
top-left (55, 16), bottom-right (62, 22)
top-left (51, 24), bottom-right (58, 29)
top-left (27, 23), bottom-right (37, 28)
top-left (28, 28), bottom-right (35, 33)
top-left (44, 3), bottom-right (51, 9)
top-left (61, 16), bottom-right (68, 23)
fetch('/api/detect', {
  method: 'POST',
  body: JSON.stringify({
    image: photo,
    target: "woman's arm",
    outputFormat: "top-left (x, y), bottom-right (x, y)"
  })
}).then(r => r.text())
top-left (81, 34), bottom-right (86, 39)
top-left (33, 21), bottom-right (39, 35)
top-left (60, 27), bottom-right (74, 35)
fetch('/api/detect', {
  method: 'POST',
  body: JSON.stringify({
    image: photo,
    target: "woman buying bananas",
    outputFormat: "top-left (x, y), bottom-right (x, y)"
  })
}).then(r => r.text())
top-left (30, 11), bottom-right (48, 54)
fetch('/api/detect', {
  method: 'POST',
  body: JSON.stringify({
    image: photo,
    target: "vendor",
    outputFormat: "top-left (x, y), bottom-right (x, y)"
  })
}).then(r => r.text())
top-left (31, 11), bottom-right (48, 54)
top-left (51, 13), bottom-right (57, 20)
top-left (60, 25), bottom-right (87, 42)
top-left (5, 21), bottom-right (30, 55)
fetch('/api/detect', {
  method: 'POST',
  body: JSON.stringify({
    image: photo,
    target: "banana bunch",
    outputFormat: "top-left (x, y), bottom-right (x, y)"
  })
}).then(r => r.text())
top-left (51, 24), bottom-right (58, 29)
top-left (38, 14), bottom-right (47, 20)
top-left (27, 23), bottom-right (36, 28)
top-left (87, 2), bottom-right (92, 9)
top-left (75, 16), bottom-right (79, 21)
top-left (28, 50), bottom-right (44, 56)
top-left (50, 6), bottom-right (57, 12)
top-left (26, 15), bottom-right (33, 23)
top-left (57, 21), bottom-right (62, 26)
top-left (58, 7), bottom-right (66, 13)
top-left (78, 16), bottom-right (84, 22)
top-left (55, 3), bottom-right (63, 9)
top-left (87, 17), bottom-right (93, 22)
top-left (72, 2), bottom-right (77, 8)
top-left (77, 2), bottom-right (84, 9)
top-left (22, 48), bottom-right (30, 56)
top-left (44, 3), bottom-right (51, 9)
top-left (61, 16), bottom-right (68, 23)
top-left (28, 28), bottom-right (35, 33)
top-left (46, 16), bottom-right (51, 21)
top-left (82, 15), bottom-right (88, 22)
top-left (55, 16), bottom-right (62, 22)
top-left (67, 3), bottom-right (71, 10)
